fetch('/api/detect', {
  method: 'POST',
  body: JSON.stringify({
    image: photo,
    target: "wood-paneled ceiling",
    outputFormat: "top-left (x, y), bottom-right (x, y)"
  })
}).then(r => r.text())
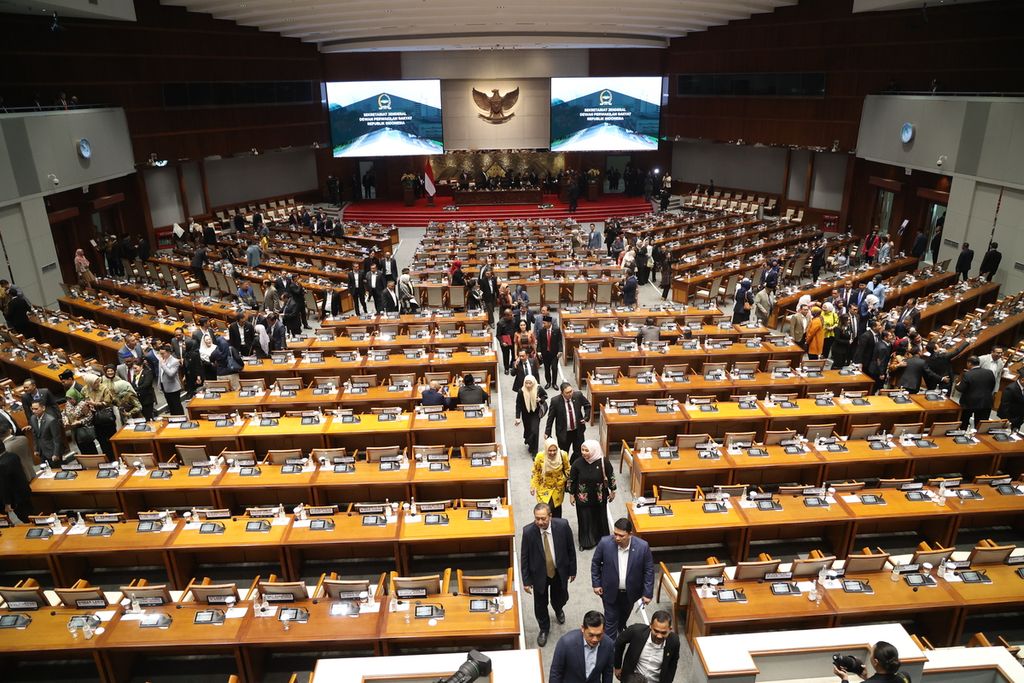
top-left (159, 0), bottom-right (796, 52)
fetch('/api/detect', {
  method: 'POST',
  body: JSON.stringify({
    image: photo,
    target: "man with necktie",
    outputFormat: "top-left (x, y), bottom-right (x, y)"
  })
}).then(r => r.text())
top-left (545, 382), bottom-right (591, 463)
top-left (20, 379), bottom-right (60, 424)
top-left (521, 503), bottom-right (576, 647)
top-left (30, 400), bottom-right (65, 468)
top-left (537, 316), bottom-right (563, 390)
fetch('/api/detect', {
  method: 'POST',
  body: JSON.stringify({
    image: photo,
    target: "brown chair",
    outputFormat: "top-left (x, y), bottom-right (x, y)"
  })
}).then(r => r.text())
top-left (930, 421), bottom-right (961, 437)
top-left (805, 423), bottom-right (837, 440)
top-left (967, 540), bottom-right (1014, 565)
top-left (878, 478), bottom-right (914, 489)
top-left (264, 449), bottom-right (304, 465)
top-left (675, 433), bottom-right (714, 449)
top-left (54, 579), bottom-right (109, 608)
top-left (175, 444), bottom-right (210, 465)
top-left (656, 559), bottom-right (726, 632)
top-left (763, 430), bottom-right (796, 445)
top-left (184, 577), bottom-right (240, 603)
top-left (389, 569), bottom-right (451, 596)
top-left (120, 453), bottom-right (159, 469)
top-left (73, 454), bottom-right (109, 470)
top-left (848, 424), bottom-right (880, 440)
top-left (724, 432), bottom-right (756, 448)
top-left (365, 446), bottom-right (403, 462)
top-left (791, 550), bottom-right (836, 577)
top-left (829, 481), bottom-right (866, 492)
top-left (733, 554), bottom-right (780, 580)
top-left (892, 423), bottom-right (924, 437)
top-left (654, 485), bottom-right (702, 501)
top-left (843, 548), bottom-right (890, 574)
top-left (910, 541), bottom-right (955, 567)
top-left (315, 572), bottom-right (386, 602)
top-left (455, 568), bottom-right (513, 594)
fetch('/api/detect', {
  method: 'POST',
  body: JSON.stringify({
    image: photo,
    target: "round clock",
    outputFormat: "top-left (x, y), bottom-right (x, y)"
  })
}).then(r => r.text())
top-left (900, 122), bottom-right (915, 144)
top-left (77, 138), bottom-right (92, 159)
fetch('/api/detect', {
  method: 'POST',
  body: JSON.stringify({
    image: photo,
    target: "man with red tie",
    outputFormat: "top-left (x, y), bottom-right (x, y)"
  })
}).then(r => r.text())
top-left (536, 316), bottom-right (563, 390)
top-left (544, 382), bottom-right (591, 463)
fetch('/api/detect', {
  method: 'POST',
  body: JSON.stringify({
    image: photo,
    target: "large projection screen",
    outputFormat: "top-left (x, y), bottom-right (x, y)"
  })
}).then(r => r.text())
top-left (327, 80), bottom-right (443, 157)
top-left (550, 77), bottom-right (662, 152)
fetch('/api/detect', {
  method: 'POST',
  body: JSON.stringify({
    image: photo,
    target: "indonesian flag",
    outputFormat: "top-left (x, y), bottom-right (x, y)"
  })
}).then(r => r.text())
top-left (423, 159), bottom-right (436, 197)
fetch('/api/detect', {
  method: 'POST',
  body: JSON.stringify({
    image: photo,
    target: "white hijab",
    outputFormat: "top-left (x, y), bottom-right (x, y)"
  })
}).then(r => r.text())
top-left (521, 375), bottom-right (539, 412)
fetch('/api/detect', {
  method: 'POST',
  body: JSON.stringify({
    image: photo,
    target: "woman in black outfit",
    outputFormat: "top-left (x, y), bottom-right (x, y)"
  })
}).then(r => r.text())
top-left (568, 439), bottom-right (616, 550)
top-left (830, 313), bottom-right (854, 369)
top-left (513, 375), bottom-right (547, 455)
top-left (182, 338), bottom-right (204, 398)
top-left (834, 641), bottom-right (910, 683)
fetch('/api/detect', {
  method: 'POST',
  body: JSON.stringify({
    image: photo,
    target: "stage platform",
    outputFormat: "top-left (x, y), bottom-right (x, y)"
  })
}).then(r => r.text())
top-left (341, 194), bottom-right (652, 227)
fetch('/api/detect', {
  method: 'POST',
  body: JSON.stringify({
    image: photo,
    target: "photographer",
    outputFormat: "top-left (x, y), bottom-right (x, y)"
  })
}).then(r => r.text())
top-left (835, 641), bottom-right (910, 682)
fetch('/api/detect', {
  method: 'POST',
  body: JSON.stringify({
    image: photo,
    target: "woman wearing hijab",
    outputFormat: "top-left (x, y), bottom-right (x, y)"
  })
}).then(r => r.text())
top-left (831, 313), bottom-right (854, 368)
top-left (73, 249), bottom-right (96, 287)
top-left (182, 337), bottom-right (204, 398)
top-left (806, 307), bottom-right (825, 360)
top-left (530, 437), bottom-right (571, 518)
top-left (198, 334), bottom-right (218, 381)
top-left (398, 272), bottom-right (419, 313)
top-left (210, 335), bottom-right (242, 391)
top-left (450, 260), bottom-right (465, 287)
top-left (514, 375), bottom-right (548, 455)
top-left (253, 319), bottom-right (270, 358)
top-left (496, 283), bottom-right (513, 313)
top-left (732, 278), bottom-right (753, 324)
top-left (112, 379), bottom-right (143, 420)
top-left (568, 439), bottom-right (616, 550)
top-left (821, 301), bottom-right (839, 359)
top-left (81, 371), bottom-right (117, 460)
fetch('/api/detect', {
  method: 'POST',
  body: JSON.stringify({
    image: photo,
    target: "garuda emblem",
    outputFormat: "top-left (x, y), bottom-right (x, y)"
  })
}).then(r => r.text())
top-left (472, 87), bottom-right (519, 124)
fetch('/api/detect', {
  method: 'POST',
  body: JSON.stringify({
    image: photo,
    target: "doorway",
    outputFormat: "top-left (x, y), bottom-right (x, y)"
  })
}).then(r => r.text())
top-left (605, 155), bottom-right (629, 194)
top-left (924, 203), bottom-right (947, 264)
top-left (872, 188), bottom-right (895, 234)
top-left (358, 161), bottom-right (376, 200)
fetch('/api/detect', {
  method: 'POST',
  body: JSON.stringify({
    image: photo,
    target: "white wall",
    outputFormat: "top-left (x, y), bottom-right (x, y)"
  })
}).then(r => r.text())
top-left (442, 79), bottom-right (550, 150)
top-left (401, 49), bottom-right (589, 80)
top-left (144, 166), bottom-right (185, 227)
top-left (787, 149), bottom-right (811, 202)
top-left (671, 141), bottom-right (787, 194)
top-left (181, 161), bottom-right (206, 216)
top-left (0, 198), bottom-right (64, 308)
top-left (808, 151), bottom-right (848, 211)
top-left (205, 148), bottom-right (318, 209)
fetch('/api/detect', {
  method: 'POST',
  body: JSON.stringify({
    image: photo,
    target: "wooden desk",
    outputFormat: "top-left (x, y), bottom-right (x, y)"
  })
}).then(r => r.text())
top-left (0, 519), bottom-right (66, 579)
top-left (838, 394), bottom-right (924, 432)
top-left (683, 401), bottom-right (771, 440)
top-left (32, 469), bottom-right (132, 512)
top-left (838, 487), bottom-right (957, 556)
top-left (115, 467), bottom-right (222, 517)
top-left (630, 499), bottom-right (748, 564)
top-left (944, 482), bottom-right (1024, 541)
top-left (899, 435), bottom-right (1000, 478)
top-left (944, 564), bottom-right (1024, 643)
top-left (602, 405), bottom-right (688, 457)
top-left (378, 593), bottom-right (520, 654)
top-left (216, 461), bottom-right (319, 510)
top-left (814, 438), bottom-right (912, 482)
top-left (589, 376), bottom-right (667, 424)
top-left (49, 519), bottom-right (179, 586)
top-left (737, 492), bottom-right (852, 560)
top-left (397, 506), bottom-right (515, 575)
top-left (410, 410), bottom-right (497, 447)
top-left (0, 605), bottom-right (113, 681)
top-left (282, 512), bottom-right (401, 580)
top-left (760, 397), bottom-right (848, 433)
top-left (166, 516), bottom-right (290, 588)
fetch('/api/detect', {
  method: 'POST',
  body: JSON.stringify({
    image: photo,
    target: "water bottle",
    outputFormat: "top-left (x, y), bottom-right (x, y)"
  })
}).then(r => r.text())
top-left (890, 563), bottom-right (900, 582)
top-left (130, 596), bottom-right (141, 614)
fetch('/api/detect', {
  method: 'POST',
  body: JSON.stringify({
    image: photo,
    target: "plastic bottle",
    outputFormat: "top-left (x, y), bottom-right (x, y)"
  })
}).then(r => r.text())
top-left (890, 563), bottom-right (901, 582)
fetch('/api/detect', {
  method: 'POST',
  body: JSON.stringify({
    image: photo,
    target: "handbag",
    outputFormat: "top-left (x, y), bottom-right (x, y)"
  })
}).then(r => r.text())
top-left (499, 334), bottom-right (513, 347)
top-left (226, 347), bottom-right (244, 374)
top-left (92, 406), bottom-right (116, 429)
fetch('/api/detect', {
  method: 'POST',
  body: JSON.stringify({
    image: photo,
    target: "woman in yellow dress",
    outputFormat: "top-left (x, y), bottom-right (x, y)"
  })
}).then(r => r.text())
top-left (530, 437), bottom-right (571, 518)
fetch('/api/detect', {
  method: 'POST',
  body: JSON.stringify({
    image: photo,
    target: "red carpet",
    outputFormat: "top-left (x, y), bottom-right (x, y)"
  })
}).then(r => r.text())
top-left (342, 194), bottom-right (652, 226)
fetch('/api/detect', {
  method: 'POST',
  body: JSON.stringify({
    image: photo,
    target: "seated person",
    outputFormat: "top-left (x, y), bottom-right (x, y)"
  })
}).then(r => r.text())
top-left (420, 380), bottom-right (448, 408)
top-left (454, 374), bottom-right (489, 406)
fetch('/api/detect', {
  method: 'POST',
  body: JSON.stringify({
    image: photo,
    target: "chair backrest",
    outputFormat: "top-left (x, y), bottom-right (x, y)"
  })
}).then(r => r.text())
top-left (54, 581), bottom-right (108, 608)
top-left (310, 448), bottom-right (347, 463)
top-left (765, 359), bottom-right (791, 371)
top-left (675, 433), bottom-right (713, 449)
top-left (175, 444), bottom-right (209, 465)
top-left (187, 580), bottom-right (240, 604)
top-left (967, 541), bottom-right (1014, 566)
top-left (930, 421), bottom-right (961, 437)
top-left (265, 449), bottom-right (303, 465)
top-left (389, 569), bottom-right (450, 596)
top-left (463, 442), bottom-right (501, 458)
top-left (843, 549), bottom-right (890, 574)
top-left (312, 376), bottom-right (341, 389)
top-left (733, 361), bottom-right (759, 374)
top-left (626, 365), bottom-right (654, 378)
top-left (848, 424), bottom-right (880, 440)
top-left (365, 446), bottom-right (402, 462)
top-left (911, 542), bottom-right (955, 567)
top-left (734, 558), bottom-right (780, 580)
top-left (724, 432), bottom-right (756, 448)
top-left (791, 554), bottom-right (836, 577)
top-left (713, 484), bottom-right (748, 498)
top-left (0, 580), bottom-right (47, 609)
top-left (220, 449), bottom-right (257, 463)
top-left (204, 380), bottom-right (232, 392)
top-left (634, 435), bottom-right (668, 451)
top-left (678, 563), bottom-right (727, 606)
top-left (120, 453), bottom-right (159, 469)
top-left (74, 454), bottom-right (109, 470)
top-left (654, 485), bottom-right (701, 501)
top-left (805, 423), bottom-right (837, 440)
top-left (892, 423), bottom-right (924, 437)
top-left (456, 568), bottom-right (512, 594)
top-left (764, 430), bottom-right (796, 445)
top-left (976, 419), bottom-right (1009, 434)
top-left (878, 478), bottom-right (914, 489)
top-left (829, 481), bottom-right (865, 492)
top-left (239, 378), bottom-right (266, 391)
top-left (351, 374), bottom-right (379, 387)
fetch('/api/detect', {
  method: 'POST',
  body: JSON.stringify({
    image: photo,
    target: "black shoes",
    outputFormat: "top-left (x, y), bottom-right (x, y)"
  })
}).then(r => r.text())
top-left (537, 631), bottom-right (548, 647)
top-left (556, 610), bottom-right (565, 624)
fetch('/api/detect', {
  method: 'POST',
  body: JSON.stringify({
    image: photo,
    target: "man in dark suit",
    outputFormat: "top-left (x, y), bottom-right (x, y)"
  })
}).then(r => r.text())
top-left (590, 518), bottom-right (655, 640)
top-left (512, 350), bottom-right (542, 393)
top-left (955, 242), bottom-right (974, 281)
top-left (621, 270), bottom-right (638, 307)
top-left (123, 356), bottom-right (157, 420)
top-left (346, 265), bottom-right (367, 315)
top-left (997, 368), bottom-right (1024, 431)
top-left (321, 287), bottom-right (345, 319)
top-left (521, 503), bottom-right (577, 647)
top-left (228, 312), bottom-right (256, 357)
top-left (365, 263), bottom-right (385, 313)
top-left (419, 380), bottom-right (448, 408)
top-left (978, 242), bottom-right (1002, 281)
top-left (537, 317), bottom-right (563, 389)
top-left (0, 436), bottom-right (33, 523)
top-left (613, 612), bottom-right (681, 683)
top-left (550, 611), bottom-right (614, 683)
top-left (847, 281), bottom-right (868, 315)
top-left (910, 231), bottom-right (929, 260)
top-left (545, 382), bottom-right (591, 462)
top-left (852, 321), bottom-right (878, 370)
top-left (380, 250), bottom-right (398, 282)
top-left (30, 400), bottom-right (64, 468)
top-left (20, 379), bottom-right (60, 424)
top-left (868, 330), bottom-right (894, 391)
top-left (266, 313), bottom-right (286, 352)
top-left (381, 281), bottom-right (401, 313)
top-left (957, 356), bottom-right (996, 429)
top-left (898, 346), bottom-right (940, 394)
top-left (925, 338), bottom-right (971, 391)
top-left (893, 298), bottom-right (921, 338)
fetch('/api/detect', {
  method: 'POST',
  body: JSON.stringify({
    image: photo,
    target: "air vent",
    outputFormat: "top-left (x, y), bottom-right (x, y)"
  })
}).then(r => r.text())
top-left (1014, 262), bottom-right (1024, 272)
top-left (943, 239), bottom-right (959, 248)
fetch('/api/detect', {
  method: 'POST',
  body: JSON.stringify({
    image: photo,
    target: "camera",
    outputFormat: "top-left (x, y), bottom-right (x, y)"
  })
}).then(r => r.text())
top-left (833, 654), bottom-right (865, 676)
top-left (438, 650), bottom-right (492, 683)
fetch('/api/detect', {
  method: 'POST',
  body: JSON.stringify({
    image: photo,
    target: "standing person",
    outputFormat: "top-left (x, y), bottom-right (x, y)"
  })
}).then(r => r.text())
top-left (821, 302), bottom-right (839, 360)
top-left (896, 346), bottom-right (938, 394)
top-left (73, 249), bottom-right (97, 287)
top-left (157, 344), bottom-right (184, 415)
top-left (732, 278), bottom-right (753, 324)
top-left (978, 347), bottom-right (1007, 388)
top-left (588, 224), bottom-right (603, 251)
top-left (190, 245), bottom-right (208, 289)
top-left (869, 330), bottom-right (895, 392)
top-left (997, 368), bottom-right (1024, 432)
top-left (30, 400), bottom-right (65, 468)
top-left (245, 240), bottom-right (262, 268)
top-left (514, 376), bottom-right (548, 455)
top-left (479, 266), bottom-right (498, 323)
top-left (346, 265), bottom-right (366, 315)
top-left (512, 350), bottom-right (542, 393)
top-left (531, 438), bottom-right (571, 517)
top-left (282, 292), bottom-right (302, 337)
top-left (621, 269), bottom-right (638, 307)
top-left (545, 382), bottom-right (591, 463)
top-left (124, 357), bottom-right (157, 420)
top-left (752, 285), bottom-right (775, 327)
top-left (228, 312), bottom-right (256, 357)
top-left (5, 287), bottom-right (32, 336)
top-left (0, 437), bottom-right (33, 523)
top-left (568, 439), bottom-right (615, 550)
top-left (398, 272), bottom-right (419, 313)
top-left (911, 231), bottom-right (928, 260)
top-left (514, 319), bottom-right (537, 360)
top-left (660, 258), bottom-right (673, 300)
top-left (365, 263), bottom-right (385, 312)
top-left (520, 502), bottom-right (576, 648)
top-left (536, 316), bottom-right (563, 390)
top-left (210, 336), bottom-right (242, 391)
top-left (957, 356), bottom-right (996, 429)
top-left (181, 337), bottom-right (204, 398)
top-left (613, 611), bottom-right (682, 683)
top-left (590, 517), bottom-right (654, 641)
top-left (925, 338), bottom-right (970, 392)
top-left (930, 227), bottom-right (943, 264)
top-left (810, 242), bottom-right (826, 282)
top-left (805, 307), bottom-right (824, 360)
top-left (978, 242), bottom-right (1002, 281)
top-left (876, 235), bottom-right (892, 265)
top-left (567, 181), bottom-right (580, 214)
top-left (61, 393), bottom-right (97, 455)
top-left (862, 230), bottom-right (880, 264)
top-left (496, 308), bottom-right (517, 375)
top-left (830, 313), bottom-right (854, 369)
top-left (81, 373), bottom-right (117, 460)
top-left (955, 242), bottom-right (974, 281)
top-left (549, 611), bottom-right (614, 683)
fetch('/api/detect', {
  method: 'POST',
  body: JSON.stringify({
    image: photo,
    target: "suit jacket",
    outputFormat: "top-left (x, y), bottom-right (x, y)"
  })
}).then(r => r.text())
top-left (958, 367), bottom-right (996, 411)
top-left (380, 257), bottom-right (398, 281)
top-left (853, 330), bottom-right (876, 368)
top-left (997, 381), bottom-right (1024, 423)
top-left (550, 630), bottom-right (614, 683)
top-left (613, 624), bottom-right (681, 683)
top-left (847, 288), bottom-right (867, 313)
top-left (979, 249), bottom-right (1002, 277)
top-left (956, 248), bottom-right (974, 273)
top-left (591, 536), bottom-right (655, 606)
top-left (521, 517), bottom-right (577, 589)
top-left (894, 306), bottom-right (921, 337)
top-left (869, 340), bottom-right (892, 378)
top-left (347, 271), bottom-right (365, 299)
top-left (0, 450), bottom-right (31, 509)
top-left (21, 388), bottom-right (60, 424)
top-left (420, 388), bottom-right (448, 408)
top-left (229, 321), bottom-right (256, 355)
top-left (900, 357), bottom-right (939, 391)
top-left (545, 392), bottom-right (591, 436)
top-left (925, 340), bottom-right (970, 388)
top-left (321, 289), bottom-right (344, 318)
top-left (381, 287), bottom-right (401, 313)
top-left (157, 354), bottom-right (182, 394)
top-left (126, 364), bottom-right (157, 406)
top-left (537, 326), bottom-right (564, 357)
top-left (512, 358), bottom-right (542, 392)
top-left (268, 322), bottom-right (286, 351)
top-left (31, 412), bottom-right (64, 460)
top-left (622, 276), bottom-right (638, 305)
top-left (365, 271), bottom-right (385, 306)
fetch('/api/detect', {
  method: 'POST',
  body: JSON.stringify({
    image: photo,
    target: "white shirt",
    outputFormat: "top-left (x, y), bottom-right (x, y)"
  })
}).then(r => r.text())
top-left (636, 633), bottom-right (666, 681)
top-left (979, 354), bottom-right (1006, 390)
top-left (541, 527), bottom-right (557, 566)
top-left (617, 542), bottom-right (630, 590)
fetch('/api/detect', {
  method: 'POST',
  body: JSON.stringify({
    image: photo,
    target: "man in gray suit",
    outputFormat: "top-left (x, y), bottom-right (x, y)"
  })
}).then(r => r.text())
top-left (156, 344), bottom-right (184, 416)
top-left (30, 400), bottom-right (64, 468)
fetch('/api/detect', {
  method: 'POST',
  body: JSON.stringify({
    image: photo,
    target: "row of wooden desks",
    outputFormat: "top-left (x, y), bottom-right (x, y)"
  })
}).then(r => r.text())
top-left (239, 349), bottom-right (499, 384)
top-left (686, 562), bottom-right (1024, 648)
top-left (600, 393), bottom-right (963, 455)
top-left (1, 592), bottom-right (517, 683)
top-left (576, 340), bottom-right (806, 382)
top-left (625, 432), bottom-right (1024, 496)
top-left (0, 506), bottom-right (516, 586)
top-left (564, 322), bottom-right (775, 361)
top-left (31, 454), bottom-right (509, 514)
top-left (92, 280), bottom-right (241, 323)
top-left (631, 482), bottom-right (1024, 565)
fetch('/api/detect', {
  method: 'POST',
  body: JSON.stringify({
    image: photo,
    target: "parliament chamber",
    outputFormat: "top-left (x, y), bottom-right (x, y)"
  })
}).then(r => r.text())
top-left (2, 0), bottom-right (1024, 681)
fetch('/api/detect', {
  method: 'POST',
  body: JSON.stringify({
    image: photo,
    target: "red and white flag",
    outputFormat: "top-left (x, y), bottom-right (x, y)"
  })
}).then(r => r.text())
top-left (423, 159), bottom-right (436, 197)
